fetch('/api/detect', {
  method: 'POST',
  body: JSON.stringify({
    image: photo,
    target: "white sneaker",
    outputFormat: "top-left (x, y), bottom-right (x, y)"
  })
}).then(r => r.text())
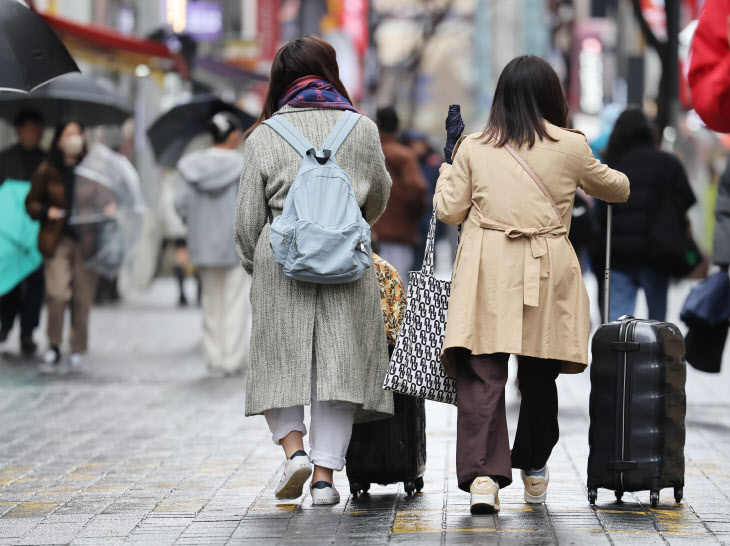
top-left (470, 477), bottom-right (500, 514)
top-left (521, 466), bottom-right (550, 504)
top-left (39, 348), bottom-right (60, 374)
top-left (69, 352), bottom-right (84, 371)
top-left (310, 481), bottom-right (340, 505)
top-left (274, 451), bottom-right (312, 499)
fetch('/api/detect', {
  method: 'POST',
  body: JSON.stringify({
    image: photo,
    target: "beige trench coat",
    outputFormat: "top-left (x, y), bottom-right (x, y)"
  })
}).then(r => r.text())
top-left (435, 124), bottom-right (630, 376)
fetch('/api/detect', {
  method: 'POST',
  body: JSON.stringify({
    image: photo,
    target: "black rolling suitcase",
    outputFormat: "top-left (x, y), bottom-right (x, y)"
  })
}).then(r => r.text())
top-left (346, 392), bottom-right (426, 497)
top-left (587, 205), bottom-right (687, 508)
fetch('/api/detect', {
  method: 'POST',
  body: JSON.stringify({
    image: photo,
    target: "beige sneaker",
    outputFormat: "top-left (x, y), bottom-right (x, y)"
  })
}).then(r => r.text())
top-left (470, 477), bottom-right (500, 514)
top-left (521, 466), bottom-right (549, 504)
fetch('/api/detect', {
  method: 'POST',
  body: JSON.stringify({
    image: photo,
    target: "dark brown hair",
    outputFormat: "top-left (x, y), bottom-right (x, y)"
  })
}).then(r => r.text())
top-left (245, 35), bottom-right (352, 137)
top-left (481, 55), bottom-right (568, 148)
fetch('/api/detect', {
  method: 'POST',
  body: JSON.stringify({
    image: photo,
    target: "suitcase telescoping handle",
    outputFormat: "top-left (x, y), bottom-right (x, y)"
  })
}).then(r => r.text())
top-left (603, 204), bottom-right (612, 324)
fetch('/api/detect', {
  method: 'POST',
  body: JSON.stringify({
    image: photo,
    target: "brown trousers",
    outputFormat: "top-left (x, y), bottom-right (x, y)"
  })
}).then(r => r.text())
top-left (44, 236), bottom-right (99, 353)
top-left (456, 353), bottom-right (560, 491)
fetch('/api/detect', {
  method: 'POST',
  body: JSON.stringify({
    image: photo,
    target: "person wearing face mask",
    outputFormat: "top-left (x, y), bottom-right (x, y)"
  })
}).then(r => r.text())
top-left (25, 120), bottom-right (113, 373)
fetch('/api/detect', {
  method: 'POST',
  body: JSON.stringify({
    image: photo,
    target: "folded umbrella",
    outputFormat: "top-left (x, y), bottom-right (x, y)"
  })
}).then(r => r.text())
top-left (147, 95), bottom-right (256, 168)
top-left (444, 104), bottom-right (465, 165)
top-left (0, 72), bottom-right (133, 126)
top-left (0, 179), bottom-right (42, 296)
top-left (0, 0), bottom-right (79, 94)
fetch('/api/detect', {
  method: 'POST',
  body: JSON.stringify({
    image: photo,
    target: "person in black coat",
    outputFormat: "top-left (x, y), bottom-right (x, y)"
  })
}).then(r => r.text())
top-left (595, 108), bottom-right (695, 321)
top-left (0, 110), bottom-right (46, 355)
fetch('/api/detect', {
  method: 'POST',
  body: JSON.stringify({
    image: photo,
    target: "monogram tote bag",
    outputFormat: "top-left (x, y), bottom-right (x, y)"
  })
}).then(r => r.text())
top-left (382, 206), bottom-right (458, 405)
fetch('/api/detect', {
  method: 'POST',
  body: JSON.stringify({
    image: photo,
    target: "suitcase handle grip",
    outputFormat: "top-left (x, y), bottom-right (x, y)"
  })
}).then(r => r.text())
top-left (610, 341), bottom-right (640, 352)
top-left (608, 460), bottom-right (638, 471)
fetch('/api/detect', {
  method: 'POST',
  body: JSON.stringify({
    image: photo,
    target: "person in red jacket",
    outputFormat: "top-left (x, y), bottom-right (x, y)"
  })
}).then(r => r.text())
top-left (688, 0), bottom-right (730, 132)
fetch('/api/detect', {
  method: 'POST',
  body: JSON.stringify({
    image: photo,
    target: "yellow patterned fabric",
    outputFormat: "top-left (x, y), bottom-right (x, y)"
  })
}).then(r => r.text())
top-left (373, 253), bottom-right (407, 348)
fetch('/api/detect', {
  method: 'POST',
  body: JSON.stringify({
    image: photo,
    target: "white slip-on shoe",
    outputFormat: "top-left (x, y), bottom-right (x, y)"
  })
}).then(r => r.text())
top-left (521, 466), bottom-right (550, 504)
top-left (68, 352), bottom-right (84, 371)
top-left (274, 451), bottom-right (312, 500)
top-left (310, 481), bottom-right (340, 505)
top-left (38, 347), bottom-right (61, 374)
top-left (470, 477), bottom-right (500, 514)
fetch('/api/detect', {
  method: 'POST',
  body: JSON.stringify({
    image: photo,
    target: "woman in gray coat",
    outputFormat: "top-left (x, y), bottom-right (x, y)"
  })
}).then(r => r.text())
top-left (235, 36), bottom-right (393, 505)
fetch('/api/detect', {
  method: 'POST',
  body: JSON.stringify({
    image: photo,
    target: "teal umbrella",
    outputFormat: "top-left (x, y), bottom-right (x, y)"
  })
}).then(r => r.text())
top-left (0, 179), bottom-right (42, 296)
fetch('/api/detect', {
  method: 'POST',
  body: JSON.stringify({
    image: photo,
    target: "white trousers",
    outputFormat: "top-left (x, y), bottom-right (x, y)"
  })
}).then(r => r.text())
top-left (263, 364), bottom-right (358, 471)
top-left (198, 265), bottom-right (251, 373)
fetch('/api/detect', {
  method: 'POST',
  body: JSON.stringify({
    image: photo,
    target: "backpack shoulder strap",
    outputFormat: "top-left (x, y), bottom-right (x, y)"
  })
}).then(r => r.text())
top-left (503, 143), bottom-right (564, 226)
top-left (262, 115), bottom-right (315, 158)
top-left (319, 111), bottom-right (362, 157)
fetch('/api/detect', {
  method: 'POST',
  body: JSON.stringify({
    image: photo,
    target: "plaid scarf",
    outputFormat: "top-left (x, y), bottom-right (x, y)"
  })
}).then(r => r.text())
top-left (278, 76), bottom-right (357, 112)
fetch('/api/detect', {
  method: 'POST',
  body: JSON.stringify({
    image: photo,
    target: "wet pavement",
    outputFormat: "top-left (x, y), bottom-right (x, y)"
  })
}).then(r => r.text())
top-left (0, 278), bottom-right (729, 545)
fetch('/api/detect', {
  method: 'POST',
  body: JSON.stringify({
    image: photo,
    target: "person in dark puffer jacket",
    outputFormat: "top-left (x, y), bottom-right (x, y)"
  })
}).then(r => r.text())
top-left (594, 108), bottom-right (695, 322)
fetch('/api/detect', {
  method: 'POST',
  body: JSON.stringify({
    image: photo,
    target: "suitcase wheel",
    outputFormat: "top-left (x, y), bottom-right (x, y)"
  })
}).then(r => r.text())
top-left (404, 481), bottom-right (416, 496)
top-left (588, 488), bottom-right (597, 506)
top-left (415, 477), bottom-right (424, 493)
top-left (615, 490), bottom-right (623, 502)
top-left (650, 491), bottom-right (659, 508)
top-left (674, 487), bottom-right (683, 504)
top-left (349, 482), bottom-right (370, 498)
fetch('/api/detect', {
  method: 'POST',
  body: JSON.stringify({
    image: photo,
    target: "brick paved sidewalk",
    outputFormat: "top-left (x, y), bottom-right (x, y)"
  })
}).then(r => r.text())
top-left (0, 279), bottom-right (728, 545)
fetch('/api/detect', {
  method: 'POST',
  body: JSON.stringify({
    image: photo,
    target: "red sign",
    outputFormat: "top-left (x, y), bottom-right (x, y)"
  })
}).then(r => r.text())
top-left (257, 0), bottom-right (280, 62)
top-left (340, 0), bottom-right (368, 55)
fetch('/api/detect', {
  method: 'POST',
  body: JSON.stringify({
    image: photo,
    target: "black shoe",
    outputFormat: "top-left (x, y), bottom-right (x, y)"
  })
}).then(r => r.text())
top-left (178, 294), bottom-right (188, 307)
top-left (0, 329), bottom-right (9, 343)
top-left (20, 336), bottom-right (37, 356)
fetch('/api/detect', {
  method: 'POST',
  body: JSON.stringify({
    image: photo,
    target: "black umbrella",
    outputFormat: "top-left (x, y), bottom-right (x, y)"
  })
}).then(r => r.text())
top-left (0, 0), bottom-right (79, 93)
top-left (147, 95), bottom-right (256, 168)
top-left (444, 104), bottom-right (465, 165)
top-left (0, 72), bottom-right (132, 126)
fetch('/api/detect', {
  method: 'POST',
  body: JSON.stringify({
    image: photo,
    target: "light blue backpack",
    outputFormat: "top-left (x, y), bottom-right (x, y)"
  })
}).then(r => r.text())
top-left (263, 110), bottom-right (372, 284)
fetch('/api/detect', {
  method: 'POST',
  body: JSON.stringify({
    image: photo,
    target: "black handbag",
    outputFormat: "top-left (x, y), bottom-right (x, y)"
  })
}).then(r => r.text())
top-left (648, 193), bottom-right (701, 277)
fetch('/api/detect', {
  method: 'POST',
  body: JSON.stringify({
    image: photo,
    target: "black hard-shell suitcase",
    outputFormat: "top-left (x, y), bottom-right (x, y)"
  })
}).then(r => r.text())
top-left (587, 205), bottom-right (687, 508)
top-left (346, 392), bottom-right (426, 497)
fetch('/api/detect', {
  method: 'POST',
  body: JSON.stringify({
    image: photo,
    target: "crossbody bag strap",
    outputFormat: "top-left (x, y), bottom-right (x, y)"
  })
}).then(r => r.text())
top-left (503, 143), bottom-right (564, 227)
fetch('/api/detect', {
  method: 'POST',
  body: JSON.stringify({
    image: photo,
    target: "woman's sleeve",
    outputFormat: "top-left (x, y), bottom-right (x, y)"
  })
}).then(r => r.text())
top-left (433, 142), bottom-right (471, 225)
top-left (235, 136), bottom-right (267, 275)
top-left (25, 166), bottom-right (47, 221)
top-left (578, 140), bottom-right (630, 203)
top-left (362, 122), bottom-right (392, 226)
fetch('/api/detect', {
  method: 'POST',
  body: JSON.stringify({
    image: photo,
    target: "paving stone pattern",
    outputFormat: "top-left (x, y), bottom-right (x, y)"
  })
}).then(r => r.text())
top-left (1, 279), bottom-right (729, 545)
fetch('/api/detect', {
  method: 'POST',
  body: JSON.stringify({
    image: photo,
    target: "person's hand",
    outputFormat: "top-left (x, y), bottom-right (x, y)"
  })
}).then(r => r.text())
top-left (439, 162), bottom-right (451, 175)
top-left (47, 206), bottom-right (66, 220)
top-left (103, 203), bottom-right (118, 217)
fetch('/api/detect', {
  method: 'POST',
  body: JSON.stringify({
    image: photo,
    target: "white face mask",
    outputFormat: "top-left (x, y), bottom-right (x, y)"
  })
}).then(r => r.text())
top-left (60, 134), bottom-right (84, 157)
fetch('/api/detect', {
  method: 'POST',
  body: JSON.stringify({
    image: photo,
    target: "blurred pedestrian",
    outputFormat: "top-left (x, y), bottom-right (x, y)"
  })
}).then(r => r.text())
top-left (403, 129), bottom-right (444, 269)
top-left (688, 0), bottom-right (730, 133)
top-left (715, 161), bottom-right (730, 271)
top-left (597, 108), bottom-right (696, 322)
top-left (0, 109), bottom-right (46, 354)
top-left (25, 120), bottom-right (114, 372)
top-left (372, 107), bottom-right (426, 284)
top-left (235, 36), bottom-right (393, 505)
top-left (175, 112), bottom-right (251, 375)
top-left (435, 55), bottom-right (629, 514)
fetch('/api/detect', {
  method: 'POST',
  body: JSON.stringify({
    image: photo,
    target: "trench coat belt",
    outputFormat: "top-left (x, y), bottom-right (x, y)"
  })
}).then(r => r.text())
top-left (476, 217), bottom-right (568, 307)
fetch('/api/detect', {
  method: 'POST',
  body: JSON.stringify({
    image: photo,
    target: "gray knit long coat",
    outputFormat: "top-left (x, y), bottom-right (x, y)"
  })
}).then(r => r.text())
top-left (235, 106), bottom-right (394, 421)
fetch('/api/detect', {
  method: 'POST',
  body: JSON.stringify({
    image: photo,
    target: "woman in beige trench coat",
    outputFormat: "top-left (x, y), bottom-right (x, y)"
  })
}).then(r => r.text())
top-left (435, 56), bottom-right (630, 514)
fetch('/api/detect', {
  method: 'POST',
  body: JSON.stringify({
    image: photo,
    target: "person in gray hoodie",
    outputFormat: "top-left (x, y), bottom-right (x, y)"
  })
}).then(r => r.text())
top-left (175, 112), bottom-right (250, 374)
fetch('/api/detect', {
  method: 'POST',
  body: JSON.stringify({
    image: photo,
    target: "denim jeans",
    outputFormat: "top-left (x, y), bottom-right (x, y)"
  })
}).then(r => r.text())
top-left (609, 268), bottom-right (669, 322)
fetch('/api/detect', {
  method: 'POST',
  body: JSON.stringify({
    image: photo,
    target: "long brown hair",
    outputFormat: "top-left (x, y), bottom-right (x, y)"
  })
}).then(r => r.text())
top-left (481, 55), bottom-right (568, 149)
top-left (245, 36), bottom-right (352, 137)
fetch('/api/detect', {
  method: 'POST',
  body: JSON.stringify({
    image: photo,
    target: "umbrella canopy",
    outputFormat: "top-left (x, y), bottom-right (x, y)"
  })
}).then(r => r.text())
top-left (70, 144), bottom-right (146, 279)
top-left (0, 179), bottom-right (42, 296)
top-left (0, 0), bottom-right (79, 94)
top-left (147, 95), bottom-right (255, 168)
top-left (0, 72), bottom-right (132, 126)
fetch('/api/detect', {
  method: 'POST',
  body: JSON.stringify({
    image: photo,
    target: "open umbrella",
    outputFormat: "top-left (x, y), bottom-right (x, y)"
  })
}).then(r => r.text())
top-left (0, 72), bottom-right (132, 126)
top-left (147, 95), bottom-right (255, 168)
top-left (70, 144), bottom-right (146, 279)
top-left (0, 179), bottom-right (42, 296)
top-left (0, 0), bottom-right (79, 94)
